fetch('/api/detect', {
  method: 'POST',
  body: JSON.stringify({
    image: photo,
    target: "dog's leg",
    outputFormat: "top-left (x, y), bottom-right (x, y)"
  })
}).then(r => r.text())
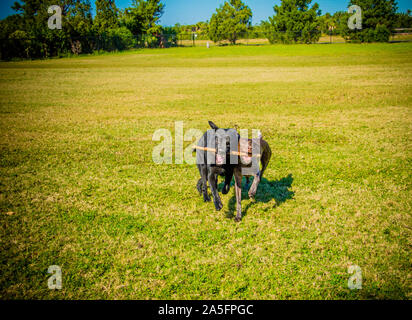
top-left (222, 181), bottom-right (230, 195)
top-left (196, 178), bottom-right (203, 195)
top-left (222, 166), bottom-right (234, 195)
top-left (234, 168), bottom-right (243, 222)
top-left (249, 145), bottom-right (271, 199)
top-left (208, 170), bottom-right (223, 211)
top-left (258, 141), bottom-right (271, 182)
top-left (245, 176), bottom-right (250, 190)
top-left (248, 171), bottom-right (260, 199)
top-left (259, 148), bottom-right (271, 181)
top-left (200, 166), bottom-right (211, 202)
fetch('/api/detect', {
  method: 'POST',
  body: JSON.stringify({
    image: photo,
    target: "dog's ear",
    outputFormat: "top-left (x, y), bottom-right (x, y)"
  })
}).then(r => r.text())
top-left (208, 121), bottom-right (219, 130)
top-left (251, 133), bottom-right (263, 149)
top-left (253, 131), bottom-right (263, 142)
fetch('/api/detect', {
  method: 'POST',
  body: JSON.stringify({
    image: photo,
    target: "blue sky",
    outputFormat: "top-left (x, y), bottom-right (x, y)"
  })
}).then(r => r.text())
top-left (1, 0), bottom-right (411, 26)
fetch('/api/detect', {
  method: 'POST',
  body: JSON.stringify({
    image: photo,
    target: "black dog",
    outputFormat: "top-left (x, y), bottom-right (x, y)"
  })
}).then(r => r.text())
top-left (207, 122), bottom-right (272, 222)
top-left (195, 121), bottom-right (238, 211)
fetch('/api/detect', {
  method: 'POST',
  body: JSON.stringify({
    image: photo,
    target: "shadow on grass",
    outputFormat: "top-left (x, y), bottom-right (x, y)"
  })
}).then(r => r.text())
top-left (220, 174), bottom-right (294, 219)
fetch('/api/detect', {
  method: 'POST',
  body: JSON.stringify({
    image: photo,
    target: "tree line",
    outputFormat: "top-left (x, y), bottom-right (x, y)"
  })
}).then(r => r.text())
top-left (1, 0), bottom-right (411, 60)
top-left (0, 0), bottom-right (166, 59)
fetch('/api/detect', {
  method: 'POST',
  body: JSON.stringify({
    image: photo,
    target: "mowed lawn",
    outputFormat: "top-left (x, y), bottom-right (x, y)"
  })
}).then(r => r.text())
top-left (0, 43), bottom-right (411, 299)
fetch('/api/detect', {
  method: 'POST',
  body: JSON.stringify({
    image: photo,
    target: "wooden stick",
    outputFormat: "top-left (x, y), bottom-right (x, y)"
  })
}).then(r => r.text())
top-left (232, 151), bottom-right (261, 158)
top-left (193, 145), bottom-right (261, 158)
top-left (193, 146), bottom-right (217, 153)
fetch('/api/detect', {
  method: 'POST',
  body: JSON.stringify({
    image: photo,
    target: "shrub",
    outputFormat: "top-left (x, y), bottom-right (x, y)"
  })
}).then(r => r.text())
top-left (107, 27), bottom-right (136, 51)
top-left (374, 24), bottom-right (391, 42)
top-left (7, 30), bottom-right (32, 59)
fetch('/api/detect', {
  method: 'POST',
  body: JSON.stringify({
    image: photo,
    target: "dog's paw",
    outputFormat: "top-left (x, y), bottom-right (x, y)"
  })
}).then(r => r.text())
top-left (204, 195), bottom-right (211, 202)
top-left (196, 179), bottom-right (203, 195)
top-left (234, 216), bottom-right (242, 222)
top-left (214, 200), bottom-right (223, 211)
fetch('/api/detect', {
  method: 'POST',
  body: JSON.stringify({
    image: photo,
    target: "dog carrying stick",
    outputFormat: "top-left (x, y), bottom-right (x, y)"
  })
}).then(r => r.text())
top-left (193, 145), bottom-right (261, 158)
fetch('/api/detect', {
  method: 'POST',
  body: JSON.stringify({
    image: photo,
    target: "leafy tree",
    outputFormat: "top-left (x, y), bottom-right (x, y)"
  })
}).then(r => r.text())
top-left (93, 0), bottom-right (142, 52)
top-left (12, 0), bottom-right (59, 48)
top-left (94, 0), bottom-right (119, 33)
top-left (160, 26), bottom-right (178, 46)
top-left (1, 0), bottom-right (156, 59)
top-left (120, 0), bottom-right (164, 36)
top-left (63, 1), bottom-right (93, 54)
top-left (0, 14), bottom-right (24, 40)
top-left (208, 0), bottom-right (252, 45)
top-left (2, 0), bottom-right (93, 58)
top-left (393, 10), bottom-right (412, 28)
top-left (66, 0), bottom-right (93, 37)
top-left (332, 11), bottom-right (350, 36)
top-left (263, 0), bottom-right (321, 44)
top-left (196, 21), bottom-right (208, 32)
top-left (340, 0), bottom-right (398, 42)
top-left (169, 21), bottom-right (210, 41)
top-left (318, 13), bottom-right (338, 35)
top-left (247, 23), bottom-right (267, 38)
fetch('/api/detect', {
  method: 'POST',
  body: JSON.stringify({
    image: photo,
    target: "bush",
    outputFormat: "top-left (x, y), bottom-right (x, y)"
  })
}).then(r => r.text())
top-left (374, 24), bottom-right (391, 42)
top-left (144, 34), bottom-right (159, 48)
top-left (1, 30), bottom-right (32, 60)
top-left (108, 27), bottom-right (136, 50)
top-left (343, 25), bottom-right (391, 43)
top-left (97, 27), bottom-right (136, 52)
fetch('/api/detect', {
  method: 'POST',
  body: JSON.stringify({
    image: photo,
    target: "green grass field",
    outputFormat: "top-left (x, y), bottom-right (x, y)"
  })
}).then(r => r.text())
top-left (0, 43), bottom-right (411, 299)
